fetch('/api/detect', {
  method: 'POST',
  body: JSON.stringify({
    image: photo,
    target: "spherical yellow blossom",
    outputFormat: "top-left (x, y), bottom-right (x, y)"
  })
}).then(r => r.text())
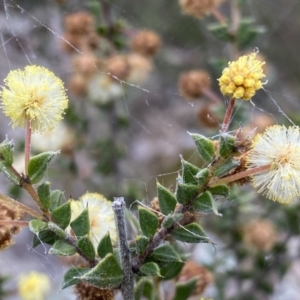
top-left (218, 53), bottom-right (265, 100)
top-left (18, 271), bottom-right (51, 300)
top-left (246, 125), bottom-right (300, 204)
top-left (1, 65), bottom-right (68, 133)
top-left (68, 193), bottom-right (117, 251)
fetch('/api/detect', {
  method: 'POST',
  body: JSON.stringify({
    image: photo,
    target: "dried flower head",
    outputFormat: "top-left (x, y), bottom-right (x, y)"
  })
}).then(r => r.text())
top-left (218, 53), bottom-right (265, 100)
top-left (72, 54), bottom-right (98, 78)
top-left (243, 219), bottom-right (277, 252)
top-left (64, 11), bottom-right (94, 35)
top-left (179, 0), bottom-right (221, 18)
top-left (68, 193), bottom-right (117, 251)
top-left (0, 201), bottom-right (21, 251)
top-left (69, 73), bottom-right (89, 97)
top-left (127, 53), bottom-right (153, 84)
top-left (74, 282), bottom-right (114, 300)
top-left (131, 30), bottom-right (161, 57)
top-left (177, 260), bottom-right (213, 295)
top-left (246, 125), bottom-right (300, 204)
top-left (105, 55), bottom-right (131, 81)
top-left (18, 271), bottom-right (51, 300)
top-left (179, 70), bottom-right (211, 99)
top-left (1, 65), bottom-right (68, 133)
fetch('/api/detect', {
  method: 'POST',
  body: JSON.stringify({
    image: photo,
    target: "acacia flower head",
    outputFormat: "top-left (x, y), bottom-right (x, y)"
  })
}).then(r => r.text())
top-left (218, 53), bottom-right (265, 100)
top-left (246, 125), bottom-right (300, 204)
top-left (1, 65), bottom-right (68, 133)
top-left (68, 193), bottom-right (117, 251)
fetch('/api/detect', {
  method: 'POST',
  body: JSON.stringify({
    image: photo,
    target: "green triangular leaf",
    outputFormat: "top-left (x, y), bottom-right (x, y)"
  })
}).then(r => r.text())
top-left (160, 261), bottom-right (185, 280)
top-left (171, 222), bottom-right (209, 243)
top-left (213, 158), bottom-right (239, 177)
top-left (134, 278), bottom-right (154, 300)
top-left (157, 182), bottom-right (177, 215)
top-left (62, 267), bottom-right (90, 289)
top-left (0, 138), bottom-right (14, 165)
top-left (173, 278), bottom-right (198, 300)
top-left (188, 133), bottom-right (215, 163)
top-left (33, 229), bottom-right (57, 248)
top-left (139, 207), bottom-right (159, 238)
top-left (70, 208), bottom-right (90, 238)
top-left (219, 133), bottom-right (236, 158)
top-left (136, 235), bottom-right (149, 255)
top-left (209, 184), bottom-right (230, 197)
top-left (28, 151), bottom-right (58, 184)
top-left (49, 239), bottom-right (76, 256)
top-left (181, 157), bottom-right (200, 185)
top-left (193, 191), bottom-right (219, 215)
top-left (79, 253), bottom-right (123, 289)
top-left (139, 262), bottom-right (161, 277)
top-left (52, 201), bottom-right (71, 230)
top-left (50, 190), bottom-right (63, 212)
top-left (207, 22), bottom-right (231, 42)
top-left (37, 181), bottom-right (51, 210)
top-left (176, 181), bottom-right (199, 204)
top-left (78, 236), bottom-right (95, 260)
top-left (151, 244), bottom-right (181, 262)
top-left (195, 168), bottom-right (210, 187)
top-left (0, 161), bottom-right (20, 185)
top-left (161, 213), bottom-right (183, 229)
top-left (29, 219), bottom-right (48, 235)
top-left (97, 232), bottom-right (113, 258)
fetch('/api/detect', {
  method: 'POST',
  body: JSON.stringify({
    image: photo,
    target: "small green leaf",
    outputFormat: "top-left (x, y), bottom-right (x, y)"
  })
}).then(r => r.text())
top-left (193, 191), bottom-right (219, 215)
top-left (50, 190), bottom-right (63, 212)
top-left (136, 235), bottom-right (149, 255)
top-left (28, 151), bottom-right (57, 184)
top-left (219, 133), bottom-right (236, 158)
top-left (173, 278), bottom-right (198, 300)
top-left (97, 232), bottom-right (113, 258)
top-left (49, 240), bottom-right (76, 256)
top-left (181, 157), bottom-right (200, 185)
top-left (79, 253), bottom-right (123, 289)
top-left (37, 181), bottom-right (51, 210)
top-left (176, 181), bottom-right (199, 204)
top-left (62, 267), bottom-right (90, 289)
top-left (33, 229), bottom-right (57, 248)
top-left (48, 222), bottom-right (67, 239)
top-left (77, 236), bottom-right (95, 260)
top-left (52, 201), bottom-right (71, 230)
top-left (151, 244), bottom-right (181, 262)
top-left (0, 161), bottom-right (19, 185)
top-left (70, 208), bottom-right (90, 238)
top-left (161, 213), bottom-right (183, 229)
top-left (172, 222), bottom-right (209, 243)
top-left (209, 184), bottom-right (230, 197)
top-left (29, 219), bottom-right (48, 234)
top-left (207, 22), bottom-right (231, 42)
top-left (140, 262), bottom-right (161, 277)
top-left (160, 261), bottom-right (185, 280)
top-left (213, 158), bottom-right (239, 177)
top-left (157, 182), bottom-right (177, 215)
top-left (134, 278), bottom-right (154, 300)
top-left (0, 138), bottom-right (14, 165)
top-left (139, 207), bottom-right (159, 238)
top-left (188, 132), bottom-right (215, 163)
top-left (195, 168), bottom-right (210, 187)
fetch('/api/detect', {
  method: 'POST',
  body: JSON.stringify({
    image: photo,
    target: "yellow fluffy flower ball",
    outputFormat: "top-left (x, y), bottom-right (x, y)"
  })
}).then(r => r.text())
top-left (68, 193), bottom-right (117, 251)
top-left (18, 271), bottom-right (51, 300)
top-left (218, 53), bottom-right (265, 100)
top-left (1, 65), bottom-right (68, 133)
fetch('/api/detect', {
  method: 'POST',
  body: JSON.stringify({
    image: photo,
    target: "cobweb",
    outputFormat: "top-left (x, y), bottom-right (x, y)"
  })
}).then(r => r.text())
top-left (0, 0), bottom-right (300, 299)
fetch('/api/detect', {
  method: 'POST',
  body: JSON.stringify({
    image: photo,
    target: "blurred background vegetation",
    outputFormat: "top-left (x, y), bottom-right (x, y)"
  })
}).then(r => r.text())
top-left (1, 0), bottom-right (300, 299)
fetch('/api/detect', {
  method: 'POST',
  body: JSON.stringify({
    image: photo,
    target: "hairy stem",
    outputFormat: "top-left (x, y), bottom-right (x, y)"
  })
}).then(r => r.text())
top-left (221, 98), bottom-right (235, 133)
top-left (113, 197), bottom-right (134, 300)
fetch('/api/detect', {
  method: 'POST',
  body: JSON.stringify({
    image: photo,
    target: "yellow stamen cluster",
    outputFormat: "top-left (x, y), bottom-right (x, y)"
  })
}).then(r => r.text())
top-left (1, 65), bottom-right (68, 133)
top-left (218, 53), bottom-right (265, 100)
